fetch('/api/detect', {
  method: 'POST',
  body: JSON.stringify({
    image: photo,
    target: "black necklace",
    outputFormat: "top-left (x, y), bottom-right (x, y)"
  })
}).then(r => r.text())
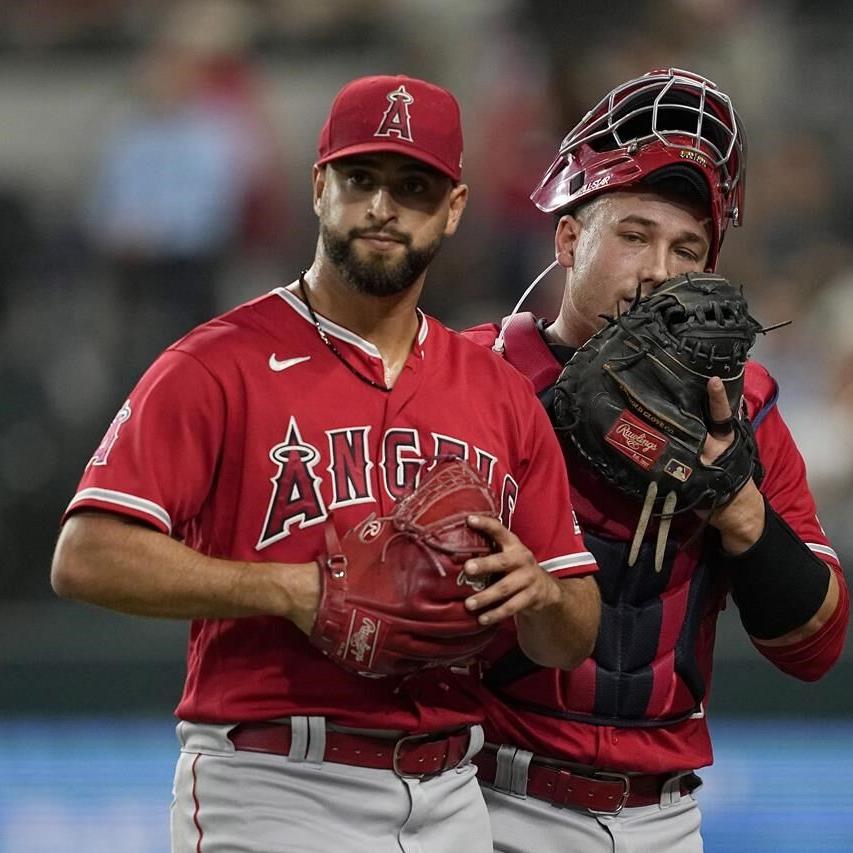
top-left (298, 271), bottom-right (391, 393)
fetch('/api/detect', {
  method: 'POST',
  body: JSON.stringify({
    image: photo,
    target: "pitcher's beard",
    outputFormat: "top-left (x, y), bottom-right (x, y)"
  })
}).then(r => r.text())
top-left (322, 225), bottom-right (443, 297)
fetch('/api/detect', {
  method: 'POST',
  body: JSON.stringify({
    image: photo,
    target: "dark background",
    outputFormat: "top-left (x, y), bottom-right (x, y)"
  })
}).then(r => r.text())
top-left (1, 0), bottom-right (851, 719)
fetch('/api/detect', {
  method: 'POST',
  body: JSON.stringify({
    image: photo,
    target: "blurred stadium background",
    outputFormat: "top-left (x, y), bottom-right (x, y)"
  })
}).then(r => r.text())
top-left (1, 1), bottom-right (851, 851)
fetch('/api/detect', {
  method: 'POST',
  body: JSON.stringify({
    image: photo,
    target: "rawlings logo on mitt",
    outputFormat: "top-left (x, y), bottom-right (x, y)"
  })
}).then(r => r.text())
top-left (309, 458), bottom-right (499, 677)
top-left (553, 273), bottom-right (766, 570)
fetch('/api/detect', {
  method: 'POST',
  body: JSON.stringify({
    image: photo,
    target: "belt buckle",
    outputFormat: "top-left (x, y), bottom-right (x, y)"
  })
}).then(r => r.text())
top-left (392, 732), bottom-right (437, 780)
top-left (392, 729), bottom-right (469, 780)
top-left (587, 771), bottom-right (631, 816)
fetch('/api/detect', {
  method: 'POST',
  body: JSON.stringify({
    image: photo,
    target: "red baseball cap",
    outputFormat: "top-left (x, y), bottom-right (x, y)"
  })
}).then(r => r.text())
top-left (317, 75), bottom-right (464, 182)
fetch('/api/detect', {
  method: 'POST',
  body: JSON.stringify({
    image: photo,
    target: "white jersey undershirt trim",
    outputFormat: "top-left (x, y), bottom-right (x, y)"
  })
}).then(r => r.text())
top-left (67, 487), bottom-right (173, 533)
top-left (540, 552), bottom-right (597, 573)
top-left (272, 287), bottom-right (430, 357)
top-left (809, 542), bottom-right (840, 564)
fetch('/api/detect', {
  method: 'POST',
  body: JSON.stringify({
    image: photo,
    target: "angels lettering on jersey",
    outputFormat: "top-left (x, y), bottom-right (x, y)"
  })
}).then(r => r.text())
top-left (257, 416), bottom-right (518, 550)
top-left (87, 403), bottom-right (521, 551)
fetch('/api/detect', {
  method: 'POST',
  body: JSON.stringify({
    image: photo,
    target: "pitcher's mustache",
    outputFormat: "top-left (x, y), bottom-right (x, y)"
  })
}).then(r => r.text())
top-left (349, 228), bottom-right (411, 246)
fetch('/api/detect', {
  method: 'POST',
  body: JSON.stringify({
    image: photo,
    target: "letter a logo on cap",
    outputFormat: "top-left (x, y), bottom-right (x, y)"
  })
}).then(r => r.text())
top-left (375, 85), bottom-right (414, 142)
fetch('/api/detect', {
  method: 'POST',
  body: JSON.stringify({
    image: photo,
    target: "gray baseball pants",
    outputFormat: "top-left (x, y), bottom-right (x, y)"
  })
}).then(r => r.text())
top-left (483, 780), bottom-right (703, 852)
top-left (170, 719), bottom-right (492, 853)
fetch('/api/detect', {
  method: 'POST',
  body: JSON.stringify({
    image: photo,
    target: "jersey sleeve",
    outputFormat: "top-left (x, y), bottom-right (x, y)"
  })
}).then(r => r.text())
top-left (750, 394), bottom-right (848, 678)
top-left (63, 349), bottom-right (225, 536)
top-left (753, 565), bottom-right (849, 681)
top-left (508, 380), bottom-right (597, 579)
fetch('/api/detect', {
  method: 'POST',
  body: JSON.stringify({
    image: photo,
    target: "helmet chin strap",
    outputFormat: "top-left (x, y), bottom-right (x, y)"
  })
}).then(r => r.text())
top-left (492, 259), bottom-right (561, 354)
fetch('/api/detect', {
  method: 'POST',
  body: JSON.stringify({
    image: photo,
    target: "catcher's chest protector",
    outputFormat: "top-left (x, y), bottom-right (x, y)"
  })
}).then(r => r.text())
top-left (574, 525), bottom-right (713, 725)
top-left (485, 482), bottom-right (720, 727)
top-left (485, 318), bottom-right (720, 726)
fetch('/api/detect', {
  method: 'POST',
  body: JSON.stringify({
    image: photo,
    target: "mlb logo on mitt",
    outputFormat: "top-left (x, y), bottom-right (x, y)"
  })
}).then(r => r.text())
top-left (664, 459), bottom-right (693, 482)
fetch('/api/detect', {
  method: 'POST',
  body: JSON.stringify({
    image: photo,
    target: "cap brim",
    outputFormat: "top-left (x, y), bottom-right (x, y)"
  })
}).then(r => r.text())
top-left (317, 141), bottom-right (460, 182)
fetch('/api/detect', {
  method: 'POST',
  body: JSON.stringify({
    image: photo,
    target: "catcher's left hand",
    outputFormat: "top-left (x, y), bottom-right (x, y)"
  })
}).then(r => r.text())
top-left (309, 458), bottom-right (500, 677)
top-left (552, 272), bottom-right (765, 569)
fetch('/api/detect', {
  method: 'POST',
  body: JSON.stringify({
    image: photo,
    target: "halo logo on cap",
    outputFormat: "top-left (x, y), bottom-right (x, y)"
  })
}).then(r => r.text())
top-left (375, 85), bottom-right (415, 142)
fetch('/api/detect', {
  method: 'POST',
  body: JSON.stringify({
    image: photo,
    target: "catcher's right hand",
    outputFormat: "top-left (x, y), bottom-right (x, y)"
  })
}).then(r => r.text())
top-left (309, 458), bottom-right (500, 677)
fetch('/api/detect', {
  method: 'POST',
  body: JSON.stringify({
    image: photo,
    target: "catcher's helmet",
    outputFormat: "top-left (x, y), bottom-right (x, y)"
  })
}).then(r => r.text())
top-left (530, 68), bottom-right (746, 270)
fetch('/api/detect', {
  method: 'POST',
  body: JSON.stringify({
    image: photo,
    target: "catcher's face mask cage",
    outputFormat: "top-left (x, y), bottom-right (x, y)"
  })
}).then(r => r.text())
top-left (530, 68), bottom-right (747, 270)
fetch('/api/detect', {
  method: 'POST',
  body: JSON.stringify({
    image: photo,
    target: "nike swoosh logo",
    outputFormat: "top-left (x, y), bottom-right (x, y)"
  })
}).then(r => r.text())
top-left (269, 354), bottom-right (311, 372)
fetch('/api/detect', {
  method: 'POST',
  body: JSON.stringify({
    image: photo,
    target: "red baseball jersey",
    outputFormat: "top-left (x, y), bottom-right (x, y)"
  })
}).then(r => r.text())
top-left (63, 289), bottom-right (596, 731)
top-left (463, 316), bottom-right (848, 773)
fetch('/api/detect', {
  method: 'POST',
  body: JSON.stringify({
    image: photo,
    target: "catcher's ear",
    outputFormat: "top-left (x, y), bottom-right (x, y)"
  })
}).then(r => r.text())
top-left (555, 215), bottom-right (581, 270)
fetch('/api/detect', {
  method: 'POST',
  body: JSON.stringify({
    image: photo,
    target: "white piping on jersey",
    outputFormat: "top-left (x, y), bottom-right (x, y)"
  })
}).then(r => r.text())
top-left (416, 312), bottom-right (429, 345)
top-left (492, 259), bottom-right (560, 354)
top-left (808, 542), bottom-right (840, 564)
top-left (540, 551), bottom-right (597, 573)
top-left (544, 545), bottom-right (836, 573)
top-left (272, 287), bottom-right (430, 357)
top-left (67, 488), bottom-right (172, 534)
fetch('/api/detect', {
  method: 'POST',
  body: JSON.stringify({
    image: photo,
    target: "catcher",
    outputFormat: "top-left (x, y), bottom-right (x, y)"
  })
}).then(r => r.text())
top-left (463, 68), bottom-right (848, 852)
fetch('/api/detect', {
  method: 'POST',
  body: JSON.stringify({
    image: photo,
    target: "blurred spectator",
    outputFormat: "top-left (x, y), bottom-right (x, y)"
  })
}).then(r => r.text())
top-left (84, 0), bottom-right (288, 384)
top-left (789, 268), bottom-right (853, 557)
top-left (468, 31), bottom-right (557, 314)
top-left (158, 0), bottom-right (289, 254)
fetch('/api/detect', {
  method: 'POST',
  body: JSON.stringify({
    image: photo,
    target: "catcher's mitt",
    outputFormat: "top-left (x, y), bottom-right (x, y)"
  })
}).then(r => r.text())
top-left (309, 458), bottom-right (499, 677)
top-left (553, 272), bottom-right (763, 569)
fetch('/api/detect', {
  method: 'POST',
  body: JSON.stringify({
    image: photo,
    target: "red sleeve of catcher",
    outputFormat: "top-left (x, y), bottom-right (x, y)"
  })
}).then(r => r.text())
top-left (750, 362), bottom-right (841, 568)
top-left (747, 361), bottom-right (848, 679)
top-left (753, 565), bottom-right (849, 681)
